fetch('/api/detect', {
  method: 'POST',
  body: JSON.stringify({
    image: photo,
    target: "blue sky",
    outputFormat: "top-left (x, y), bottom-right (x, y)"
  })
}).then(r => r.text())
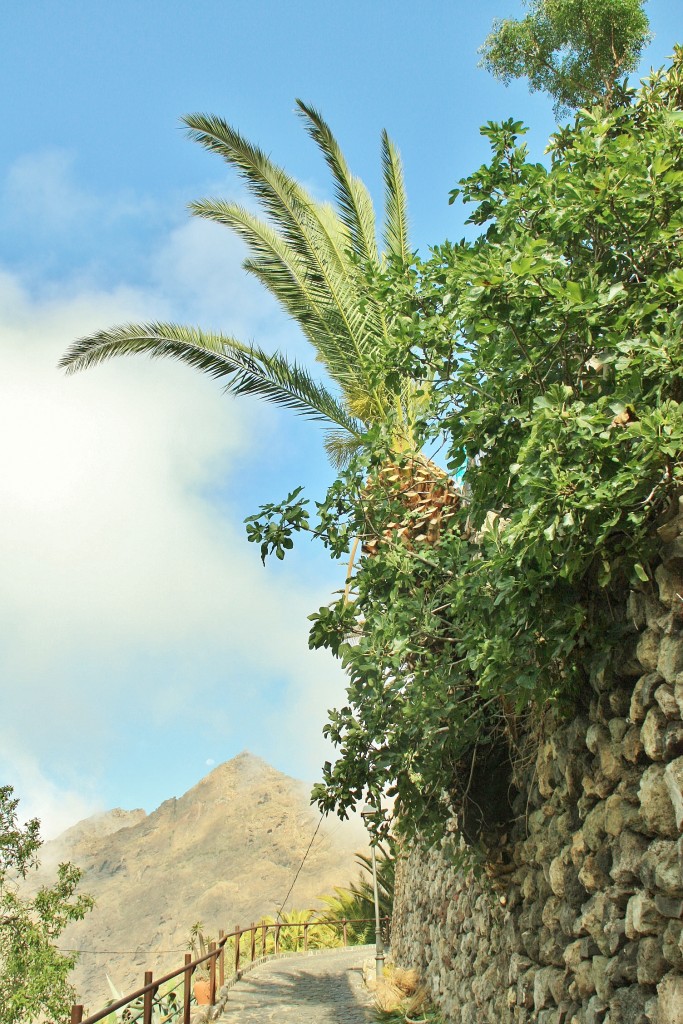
top-left (1, 1), bottom-right (680, 836)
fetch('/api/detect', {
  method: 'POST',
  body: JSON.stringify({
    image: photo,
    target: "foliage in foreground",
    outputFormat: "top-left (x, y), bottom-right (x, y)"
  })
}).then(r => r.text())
top-left (248, 52), bottom-right (683, 844)
top-left (0, 786), bottom-right (94, 1024)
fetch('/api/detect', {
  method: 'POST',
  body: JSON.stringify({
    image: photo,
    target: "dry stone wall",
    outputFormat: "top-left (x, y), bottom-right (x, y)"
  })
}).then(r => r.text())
top-left (392, 522), bottom-right (683, 1024)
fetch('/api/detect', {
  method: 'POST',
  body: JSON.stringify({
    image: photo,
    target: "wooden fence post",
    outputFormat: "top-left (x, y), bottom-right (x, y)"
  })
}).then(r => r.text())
top-left (234, 925), bottom-right (241, 973)
top-left (218, 929), bottom-right (225, 988)
top-left (209, 941), bottom-right (217, 1005)
top-left (183, 954), bottom-right (192, 1024)
top-left (70, 1007), bottom-right (84, 1024)
top-left (143, 972), bottom-right (153, 1024)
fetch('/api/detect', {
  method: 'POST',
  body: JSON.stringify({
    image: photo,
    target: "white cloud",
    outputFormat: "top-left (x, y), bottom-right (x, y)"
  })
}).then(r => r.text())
top-left (0, 147), bottom-right (350, 833)
top-left (0, 249), bottom-right (346, 832)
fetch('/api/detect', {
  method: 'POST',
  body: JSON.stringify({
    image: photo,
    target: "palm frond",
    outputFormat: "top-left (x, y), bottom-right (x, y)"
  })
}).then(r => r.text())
top-left (184, 113), bottom-right (379, 386)
top-left (189, 199), bottom-right (339, 338)
top-left (60, 323), bottom-right (363, 435)
top-left (296, 100), bottom-right (379, 264)
top-left (323, 428), bottom-right (364, 470)
top-left (381, 130), bottom-right (410, 265)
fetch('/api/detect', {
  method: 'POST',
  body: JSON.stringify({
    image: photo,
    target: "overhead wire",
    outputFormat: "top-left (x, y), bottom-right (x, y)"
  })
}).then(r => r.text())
top-left (275, 812), bottom-right (324, 920)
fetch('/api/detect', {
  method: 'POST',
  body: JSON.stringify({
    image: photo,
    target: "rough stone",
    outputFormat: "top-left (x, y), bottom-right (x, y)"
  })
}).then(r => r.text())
top-left (664, 756), bottom-right (683, 831)
top-left (579, 855), bottom-right (612, 894)
top-left (637, 936), bottom-right (668, 985)
top-left (657, 971), bottom-right (683, 1024)
top-left (637, 632), bottom-right (662, 674)
top-left (607, 984), bottom-right (650, 1024)
top-left (656, 563), bottom-right (683, 610)
top-left (585, 994), bottom-right (608, 1024)
top-left (622, 725), bottom-right (646, 764)
top-left (572, 959), bottom-right (597, 1000)
top-left (675, 675), bottom-right (683, 719)
top-left (630, 673), bottom-right (663, 724)
top-left (592, 955), bottom-right (613, 1002)
top-left (654, 894), bottom-right (683, 920)
top-left (656, 684), bottom-right (681, 720)
top-left (659, 634), bottom-right (683, 685)
top-left (583, 804), bottom-right (607, 851)
top-left (611, 830), bottom-right (649, 886)
top-left (605, 794), bottom-right (643, 837)
top-left (639, 765), bottom-right (678, 837)
top-left (625, 893), bottom-right (664, 938)
top-left (641, 706), bottom-right (671, 761)
top-left (662, 921), bottom-right (683, 970)
top-left (639, 840), bottom-right (683, 896)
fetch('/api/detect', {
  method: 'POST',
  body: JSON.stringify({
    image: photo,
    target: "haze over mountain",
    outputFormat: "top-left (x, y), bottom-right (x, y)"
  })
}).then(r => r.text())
top-left (33, 753), bottom-right (368, 1011)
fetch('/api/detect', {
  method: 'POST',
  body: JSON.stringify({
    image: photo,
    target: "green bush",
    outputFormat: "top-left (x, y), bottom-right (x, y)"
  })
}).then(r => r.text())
top-left (250, 51), bottom-right (683, 845)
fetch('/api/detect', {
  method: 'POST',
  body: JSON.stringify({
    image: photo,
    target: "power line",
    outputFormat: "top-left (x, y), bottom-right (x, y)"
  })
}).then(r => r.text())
top-left (58, 948), bottom-right (186, 955)
top-left (275, 813), bottom-right (324, 920)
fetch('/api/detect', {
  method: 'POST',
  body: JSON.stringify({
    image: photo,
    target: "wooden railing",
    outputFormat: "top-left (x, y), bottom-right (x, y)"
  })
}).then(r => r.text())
top-left (70, 915), bottom-right (390, 1024)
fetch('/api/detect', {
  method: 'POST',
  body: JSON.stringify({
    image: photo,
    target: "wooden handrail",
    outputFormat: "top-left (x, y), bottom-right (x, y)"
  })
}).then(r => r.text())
top-left (72, 916), bottom-right (390, 1024)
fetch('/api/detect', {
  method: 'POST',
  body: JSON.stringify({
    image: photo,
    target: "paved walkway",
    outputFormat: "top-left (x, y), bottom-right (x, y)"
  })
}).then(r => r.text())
top-left (217, 946), bottom-right (375, 1023)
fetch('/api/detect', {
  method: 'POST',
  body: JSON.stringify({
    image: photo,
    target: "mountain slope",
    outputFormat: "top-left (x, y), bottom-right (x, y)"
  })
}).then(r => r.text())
top-left (36, 753), bottom-right (367, 1011)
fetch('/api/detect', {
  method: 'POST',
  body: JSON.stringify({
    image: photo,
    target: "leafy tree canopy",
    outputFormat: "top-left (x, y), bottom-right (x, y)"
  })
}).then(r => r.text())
top-left (248, 51), bottom-right (683, 845)
top-left (0, 787), bottom-right (94, 1024)
top-left (480, 0), bottom-right (651, 114)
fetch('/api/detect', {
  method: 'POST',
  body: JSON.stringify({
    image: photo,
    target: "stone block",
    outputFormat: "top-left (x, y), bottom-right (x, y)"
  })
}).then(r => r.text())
top-left (659, 565), bottom-right (683, 602)
top-left (591, 955), bottom-right (613, 1002)
top-left (564, 938), bottom-right (591, 973)
top-left (639, 765), bottom-right (678, 838)
top-left (611, 829), bottom-right (649, 885)
top-left (584, 994), bottom-right (608, 1024)
top-left (654, 894), bottom-right (683, 919)
top-left (664, 756), bottom-right (683, 831)
top-left (622, 725), bottom-right (646, 764)
top-left (534, 967), bottom-right (564, 1012)
top-left (656, 683), bottom-right (681, 719)
top-left (657, 971), bottom-right (683, 1024)
top-left (637, 630), bottom-right (663, 674)
top-left (639, 839), bottom-right (683, 896)
top-left (642, 706), bottom-right (671, 760)
top-left (637, 935), bottom-right (668, 985)
top-left (630, 673), bottom-right (664, 723)
top-left (579, 854), bottom-right (612, 894)
top-left (583, 803), bottom-right (607, 851)
top-left (600, 742), bottom-right (625, 783)
top-left (658, 633), bottom-right (683, 684)
top-left (662, 920), bottom-right (683, 969)
top-left (605, 794), bottom-right (643, 837)
top-left (675, 675), bottom-right (683, 719)
top-left (571, 959), bottom-right (597, 1000)
top-left (571, 830), bottom-right (589, 867)
top-left (607, 983), bottom-right (651, 1024)
top-left (625, 892), bottom-right (665, 938)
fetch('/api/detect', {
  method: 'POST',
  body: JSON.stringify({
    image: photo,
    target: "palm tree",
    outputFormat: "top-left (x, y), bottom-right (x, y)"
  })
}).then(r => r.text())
top-left (60, 102), bottom-right (423, 468)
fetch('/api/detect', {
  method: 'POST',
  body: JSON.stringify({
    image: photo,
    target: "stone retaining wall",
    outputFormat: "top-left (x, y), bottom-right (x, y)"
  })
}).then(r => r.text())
top-left (391, 519), bottom-right (683, 1024)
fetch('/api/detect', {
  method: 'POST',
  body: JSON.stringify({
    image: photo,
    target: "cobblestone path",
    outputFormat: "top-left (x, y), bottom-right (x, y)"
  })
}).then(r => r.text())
top-left (217, 947), bottom-right (375, 1023)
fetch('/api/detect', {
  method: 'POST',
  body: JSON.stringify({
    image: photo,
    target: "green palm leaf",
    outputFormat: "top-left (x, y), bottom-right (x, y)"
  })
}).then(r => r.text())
top-left (60, 323), bottom-right (363, 435)
top-left (381, 130), bottom-right (410, 265)
top-left (295, 100), bottom-right (379, 265)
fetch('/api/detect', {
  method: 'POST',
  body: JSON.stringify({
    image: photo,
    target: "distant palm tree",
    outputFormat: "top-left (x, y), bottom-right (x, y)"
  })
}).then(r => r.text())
top-left (60, 103), bottom-right (424, 468)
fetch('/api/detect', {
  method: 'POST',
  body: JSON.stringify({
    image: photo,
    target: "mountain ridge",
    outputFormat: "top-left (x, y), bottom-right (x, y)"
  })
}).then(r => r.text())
top-left (34, 752), bottom-right (367, 1012)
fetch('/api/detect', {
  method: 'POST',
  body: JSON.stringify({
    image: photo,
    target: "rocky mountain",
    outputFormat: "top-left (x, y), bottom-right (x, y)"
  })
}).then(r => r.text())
top-left (33, 753), bottom-right (368, 1012)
